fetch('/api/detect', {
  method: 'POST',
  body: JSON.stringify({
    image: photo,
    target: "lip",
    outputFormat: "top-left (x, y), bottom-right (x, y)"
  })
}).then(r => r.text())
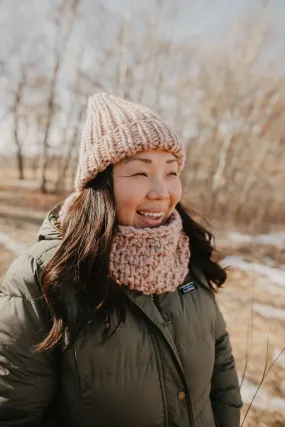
top-left (137, 209), bottom-right (167, 214)
top-left (136, 211), bottom-right (166, 227)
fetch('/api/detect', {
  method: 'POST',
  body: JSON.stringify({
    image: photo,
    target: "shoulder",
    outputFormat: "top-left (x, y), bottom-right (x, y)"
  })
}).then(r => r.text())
top-left (1, 239), bottom-right (61, 300)
top-left (28, 238), bottom-right (61, 267)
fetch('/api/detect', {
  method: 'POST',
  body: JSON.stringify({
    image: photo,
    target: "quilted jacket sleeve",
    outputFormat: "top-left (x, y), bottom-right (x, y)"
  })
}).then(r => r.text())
top-left (210, 300), bottom-right (243, 427)
top-left (0, 254), bottom-right (59, 426)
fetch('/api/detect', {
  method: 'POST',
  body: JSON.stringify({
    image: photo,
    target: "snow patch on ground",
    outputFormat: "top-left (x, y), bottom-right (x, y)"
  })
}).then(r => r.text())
top-left (239, 374), bottom-right (285, 412)
top-left (253, 303), bottom-right (285, 321)
top-left (0, 231), bottom-right (27, 256)
top-left (224, 256), bottom-right (285, 297)
top-left (221, 288), bottom-right (285, 320)
top-left (272, 348), bottom-right (285, 369)
top-left (223, 231), bottom-right (285, 248)
top-left (224, 256), bottom-right (285, 286)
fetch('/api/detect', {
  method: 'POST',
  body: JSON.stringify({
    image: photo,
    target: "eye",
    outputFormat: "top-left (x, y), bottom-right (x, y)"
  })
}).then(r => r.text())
top-left (132, 172), bottom-right (148, 177)
top-left (168, 172), bottom-right (178, 176)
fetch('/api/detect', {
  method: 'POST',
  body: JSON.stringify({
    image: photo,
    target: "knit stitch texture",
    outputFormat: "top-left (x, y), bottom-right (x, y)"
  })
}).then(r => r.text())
top-left (109, 210), bottom-right (190, 294)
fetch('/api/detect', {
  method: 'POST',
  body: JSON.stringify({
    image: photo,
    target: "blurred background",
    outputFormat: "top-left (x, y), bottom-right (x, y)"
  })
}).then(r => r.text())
top-left (0, 0), bottom-right (285, 425)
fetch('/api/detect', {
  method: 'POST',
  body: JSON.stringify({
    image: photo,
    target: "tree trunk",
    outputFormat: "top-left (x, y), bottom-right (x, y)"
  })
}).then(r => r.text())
top-left (13, 122), bottom-right (24, 180)
top-left (39, 137), bottom-right (49, 193)
top-left (55, 105), bottom-right (84, 192)
top-left (12, 70), bottom-right (26, 180)
top-left (39, 0), bottom-right (80, 193)
top-left (16, 149), bottom-right (24, 180)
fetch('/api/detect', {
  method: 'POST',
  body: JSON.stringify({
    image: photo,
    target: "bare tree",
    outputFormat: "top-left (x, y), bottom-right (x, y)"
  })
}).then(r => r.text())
top-left (39, 0), bottom-right (80, 193)
top-left (11, 67), bottom-right (27, 180)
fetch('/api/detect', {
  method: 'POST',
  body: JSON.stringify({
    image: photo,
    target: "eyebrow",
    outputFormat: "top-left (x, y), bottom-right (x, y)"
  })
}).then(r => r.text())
top-left (124, 156), bottom-right (178, 164)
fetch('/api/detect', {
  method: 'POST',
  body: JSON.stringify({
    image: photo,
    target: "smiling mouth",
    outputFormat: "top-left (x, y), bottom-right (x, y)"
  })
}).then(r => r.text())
top-left (137, 211), bottom-right (165, 219)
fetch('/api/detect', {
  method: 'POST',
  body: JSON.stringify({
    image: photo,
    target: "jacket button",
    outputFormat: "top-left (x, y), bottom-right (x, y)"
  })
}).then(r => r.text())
top-left (177, 391), bottom-right (185, 401)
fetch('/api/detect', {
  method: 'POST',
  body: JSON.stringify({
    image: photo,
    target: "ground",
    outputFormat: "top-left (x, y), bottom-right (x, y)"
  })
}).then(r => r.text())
top-left (0, 183), bottom-right (284, 426)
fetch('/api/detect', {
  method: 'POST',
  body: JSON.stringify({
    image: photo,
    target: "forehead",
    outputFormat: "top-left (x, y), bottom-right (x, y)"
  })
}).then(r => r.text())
top-left (123, 150), bottom-right (177, 165)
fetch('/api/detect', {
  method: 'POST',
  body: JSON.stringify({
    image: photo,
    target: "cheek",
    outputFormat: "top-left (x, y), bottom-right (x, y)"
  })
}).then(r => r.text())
top-left (113, 181), bottom-right (145, 214)
top-left (170, 179), bottom-right (183, 204)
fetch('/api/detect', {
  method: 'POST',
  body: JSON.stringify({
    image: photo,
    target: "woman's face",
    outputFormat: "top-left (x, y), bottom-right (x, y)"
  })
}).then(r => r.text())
top-left (113, 150), bottom-right (182, 228)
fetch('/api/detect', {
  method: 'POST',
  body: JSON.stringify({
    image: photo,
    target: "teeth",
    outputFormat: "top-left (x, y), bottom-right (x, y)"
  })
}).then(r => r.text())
top-left (138, 211), bottom-right (164, 218)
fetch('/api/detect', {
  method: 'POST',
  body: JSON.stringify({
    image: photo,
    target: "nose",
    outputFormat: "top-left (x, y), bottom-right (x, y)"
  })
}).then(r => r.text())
top-left (147, 178), bottom-right (169, 200)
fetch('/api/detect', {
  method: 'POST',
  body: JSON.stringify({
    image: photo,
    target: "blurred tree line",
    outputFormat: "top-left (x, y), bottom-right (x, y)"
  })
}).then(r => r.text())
top-left (1, 0), bottom-right (284, 226)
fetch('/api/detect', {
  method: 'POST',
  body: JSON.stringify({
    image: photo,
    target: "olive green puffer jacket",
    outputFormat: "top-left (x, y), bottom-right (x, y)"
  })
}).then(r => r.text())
top-left (0, 208), bottom-right (242, 427)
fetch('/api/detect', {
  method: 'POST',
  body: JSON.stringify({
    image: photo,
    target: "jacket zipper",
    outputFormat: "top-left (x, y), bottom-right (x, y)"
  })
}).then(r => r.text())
top-left (149, 294), bottom-right (194, 427)
top-left (149, 327), bottom-right (169, 427)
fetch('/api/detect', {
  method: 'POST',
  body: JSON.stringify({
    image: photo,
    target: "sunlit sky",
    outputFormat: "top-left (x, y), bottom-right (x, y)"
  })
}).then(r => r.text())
top-left (106, 0), bottom-right (285, 54)
top-left (1, 0), bottom-right (285, 65)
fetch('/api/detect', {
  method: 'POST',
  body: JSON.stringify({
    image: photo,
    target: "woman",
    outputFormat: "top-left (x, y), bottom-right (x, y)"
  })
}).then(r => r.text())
top-left (0, 93), bottom-right (242, 427)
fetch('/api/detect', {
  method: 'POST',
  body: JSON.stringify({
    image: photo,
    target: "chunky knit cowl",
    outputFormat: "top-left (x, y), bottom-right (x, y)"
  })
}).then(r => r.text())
top-left (109, 210), bottom-right (190, 295)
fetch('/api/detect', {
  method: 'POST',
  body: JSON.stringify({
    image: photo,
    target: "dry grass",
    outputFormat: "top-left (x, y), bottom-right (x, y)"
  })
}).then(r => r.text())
top-left (219, 269), bottom-right (285, 426)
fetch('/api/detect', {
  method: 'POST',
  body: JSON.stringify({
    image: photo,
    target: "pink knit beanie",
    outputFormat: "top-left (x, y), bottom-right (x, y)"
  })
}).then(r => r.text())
top-left (59, 93), bottom-right (185, 221)
top-left (75, 93), bottom-right (185, 191)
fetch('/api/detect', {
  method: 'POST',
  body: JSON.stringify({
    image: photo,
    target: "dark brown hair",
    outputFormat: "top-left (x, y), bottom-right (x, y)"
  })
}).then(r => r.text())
top-left (37, 166), bottom-right (226, 352)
